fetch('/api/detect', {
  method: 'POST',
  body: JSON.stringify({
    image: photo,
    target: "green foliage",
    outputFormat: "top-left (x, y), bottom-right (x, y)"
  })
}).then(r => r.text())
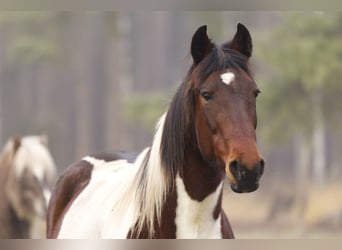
top-left (0, 12), bottom-right (65, 65)
top-left (268, 13), bottom-right (342, 91)
top-left (7, 36), bottom-right (61, 64)
top-left (123, 91), bottom-right (169, 129)
top-left (255, 12), bottom-right (342, 144)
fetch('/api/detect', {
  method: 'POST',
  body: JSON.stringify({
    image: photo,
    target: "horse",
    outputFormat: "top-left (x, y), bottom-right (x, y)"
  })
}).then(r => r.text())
top-left (47, 23), bottom-right (264, 239)
top-left (0, 135), bottom-right (57, 238)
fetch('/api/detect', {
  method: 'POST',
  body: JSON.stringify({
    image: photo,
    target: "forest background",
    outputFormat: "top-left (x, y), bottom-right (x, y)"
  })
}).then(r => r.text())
top-left (0, 11), bottom-right (341, 238)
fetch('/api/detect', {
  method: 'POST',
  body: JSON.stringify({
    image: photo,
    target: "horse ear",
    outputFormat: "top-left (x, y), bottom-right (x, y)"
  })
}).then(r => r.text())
top-left (191, 25), bottom-right (213, 65)
top-left (12, 136), bottom-right (21, 153)
top-left (227, 23), bottom-right (252, 58)
top-left (40, 134), bottom-right (49, 146)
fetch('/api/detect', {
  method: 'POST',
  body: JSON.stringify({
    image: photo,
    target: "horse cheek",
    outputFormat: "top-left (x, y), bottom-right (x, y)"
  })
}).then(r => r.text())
top-left (195, 111), bottom-right (215, 161)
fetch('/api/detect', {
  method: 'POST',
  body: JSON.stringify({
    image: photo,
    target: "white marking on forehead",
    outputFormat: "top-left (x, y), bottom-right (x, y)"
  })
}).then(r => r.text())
top-left (220, 72), bottom-right (235, 86)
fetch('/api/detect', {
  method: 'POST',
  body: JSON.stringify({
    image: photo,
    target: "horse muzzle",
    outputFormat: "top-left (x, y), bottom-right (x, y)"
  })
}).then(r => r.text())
top-left (227, 158), bottom-right (264, 193)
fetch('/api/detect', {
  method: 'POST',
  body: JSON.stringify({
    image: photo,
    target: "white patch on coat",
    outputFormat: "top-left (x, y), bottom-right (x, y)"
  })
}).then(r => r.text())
top-left (83, 156), bottom-right (128, 171)
top-left (175, 175), bottom-right (223, 239)
top-left (109, 113), bottom-right (170, 238)
top-left (220, 72), bottom-right (235, 86)
top-left (57, 149), bottom-right (150, 239)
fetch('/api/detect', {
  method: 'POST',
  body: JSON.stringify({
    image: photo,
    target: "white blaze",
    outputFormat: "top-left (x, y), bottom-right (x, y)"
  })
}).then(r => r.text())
top-left (220, 72), bottom-right (235, 86)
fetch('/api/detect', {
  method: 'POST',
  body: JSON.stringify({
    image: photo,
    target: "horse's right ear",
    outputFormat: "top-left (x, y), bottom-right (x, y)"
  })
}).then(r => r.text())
top-left (12, 136), bottom-right (21, 153)
top-left (191, 25), bottom-right (213, 65)
top-left (40, 134), bottom-right (49, 146)
top-left (228, 23), bottom-right (253, 58)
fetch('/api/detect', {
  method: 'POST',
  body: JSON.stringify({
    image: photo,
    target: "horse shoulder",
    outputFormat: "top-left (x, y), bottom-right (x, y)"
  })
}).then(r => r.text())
top-left (47, 159), bottom-right (93, 238)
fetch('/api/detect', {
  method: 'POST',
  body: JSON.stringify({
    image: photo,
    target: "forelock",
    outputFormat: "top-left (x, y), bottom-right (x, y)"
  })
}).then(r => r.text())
top-left (190, 44), bottom-right (251, 86)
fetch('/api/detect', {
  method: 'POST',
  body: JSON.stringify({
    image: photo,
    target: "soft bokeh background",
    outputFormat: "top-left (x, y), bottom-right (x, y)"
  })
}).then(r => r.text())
top-left (0, 11), bottom-right (341, 238)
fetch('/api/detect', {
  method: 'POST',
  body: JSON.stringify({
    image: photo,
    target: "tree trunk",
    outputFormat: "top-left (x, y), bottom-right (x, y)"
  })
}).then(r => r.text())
top-left (105, 13), bottom-right (122, 151)
top-left (294, 133), bottom-right (311, 232)
top-left (67, 13), bottom-right (92, 159)
top-left (311, 92), bottom-right (326, 185)
top-left (87, 12), bottom-right (107, 154)
top-left (0, 28), bottom-right (4, 145)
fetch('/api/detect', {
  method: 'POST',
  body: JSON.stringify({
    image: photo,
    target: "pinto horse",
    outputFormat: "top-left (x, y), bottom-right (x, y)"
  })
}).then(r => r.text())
top-left (47, 23), bottom-right (264, 239)
top-left (0, 135), bottom-right (56, 238)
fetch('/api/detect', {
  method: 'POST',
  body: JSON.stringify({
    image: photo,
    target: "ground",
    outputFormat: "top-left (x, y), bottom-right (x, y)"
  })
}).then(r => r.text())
top-left (223, 180), bottom-right (342, 238)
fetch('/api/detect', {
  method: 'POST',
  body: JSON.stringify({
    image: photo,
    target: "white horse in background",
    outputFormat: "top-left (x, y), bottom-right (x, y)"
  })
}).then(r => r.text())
top-left (0, 135), bottom-right (57, 238)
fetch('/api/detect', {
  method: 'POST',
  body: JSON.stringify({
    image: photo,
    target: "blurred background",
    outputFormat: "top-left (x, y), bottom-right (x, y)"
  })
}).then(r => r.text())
top-left (0, 11), bottom-right (341, 238)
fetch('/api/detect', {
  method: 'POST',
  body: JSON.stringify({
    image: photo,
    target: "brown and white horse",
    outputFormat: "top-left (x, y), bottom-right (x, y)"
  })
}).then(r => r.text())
top-left (0, 135), bottom-right (57, 238)
top-left (47, 23), bottom-right (264, 239)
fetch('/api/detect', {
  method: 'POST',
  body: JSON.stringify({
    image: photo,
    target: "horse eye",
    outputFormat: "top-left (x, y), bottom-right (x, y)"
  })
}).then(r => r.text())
top-left (254, 89), bottom-right (261, 98)
top-left (200, 91), bottom-right (213, 101)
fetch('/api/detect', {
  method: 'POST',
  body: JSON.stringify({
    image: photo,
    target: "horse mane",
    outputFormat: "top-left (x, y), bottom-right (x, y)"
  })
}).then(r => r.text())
top-left (118, 42), bottom-right (252, 238)
top-left (113, 114), bottom-right (169, 238)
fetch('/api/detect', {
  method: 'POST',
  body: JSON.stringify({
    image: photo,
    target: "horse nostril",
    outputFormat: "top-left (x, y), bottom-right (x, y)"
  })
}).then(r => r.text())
top-left (229, 160), bottom-right (239, 173)
top-left (229, 160), bottom-right (248, 181)
top-left (240, 168), bottom-right (247, 179)
top-left (253, 159), bottom-right (265, 177)
top-left (229, 160), bottom-right (240, 179)
top-left (229, 159), bottom-right (263, 182)
top-left (259, 159), bottom-right (265, 175)
top-left (260, 158), bottom-right (265, 167)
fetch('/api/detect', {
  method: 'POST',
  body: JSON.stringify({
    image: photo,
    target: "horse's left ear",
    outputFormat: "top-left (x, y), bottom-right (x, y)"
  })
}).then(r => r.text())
top-left (191, 25), bottom-right (213, 65)
top-left (228, 23), bottom-right (253, 58)
top-left (12, 136), bottom-right (21, 153)
top-left (40, 134), bottom-right (49, 146)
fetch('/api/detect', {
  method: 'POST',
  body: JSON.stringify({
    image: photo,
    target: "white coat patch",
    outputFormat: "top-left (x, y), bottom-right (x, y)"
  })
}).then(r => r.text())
top-left (57, 157), bottom-right (140, 238)
top-left (175, 175), bottom-right (223, 239)
top-left (220, 72), bottom-right (235, 85)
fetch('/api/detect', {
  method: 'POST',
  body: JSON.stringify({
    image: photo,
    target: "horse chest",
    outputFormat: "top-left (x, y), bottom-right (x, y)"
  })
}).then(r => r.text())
top-left (175, 175), bottom-right (223, 239)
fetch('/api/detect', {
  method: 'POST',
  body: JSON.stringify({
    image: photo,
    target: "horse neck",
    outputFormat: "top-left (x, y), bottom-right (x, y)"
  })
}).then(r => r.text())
top-left (152, 99), bottom-right (226, 237)
top-left (156, 140), bottom-right (225, 239)
top-left (180, 145), bottom-right (225, 201)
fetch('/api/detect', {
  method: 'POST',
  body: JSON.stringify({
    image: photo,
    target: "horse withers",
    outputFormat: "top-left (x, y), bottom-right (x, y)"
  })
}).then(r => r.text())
top-left (47, 23), bottom-right (264, 239)
top-left (0, 135), bottom-right (57, 238)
